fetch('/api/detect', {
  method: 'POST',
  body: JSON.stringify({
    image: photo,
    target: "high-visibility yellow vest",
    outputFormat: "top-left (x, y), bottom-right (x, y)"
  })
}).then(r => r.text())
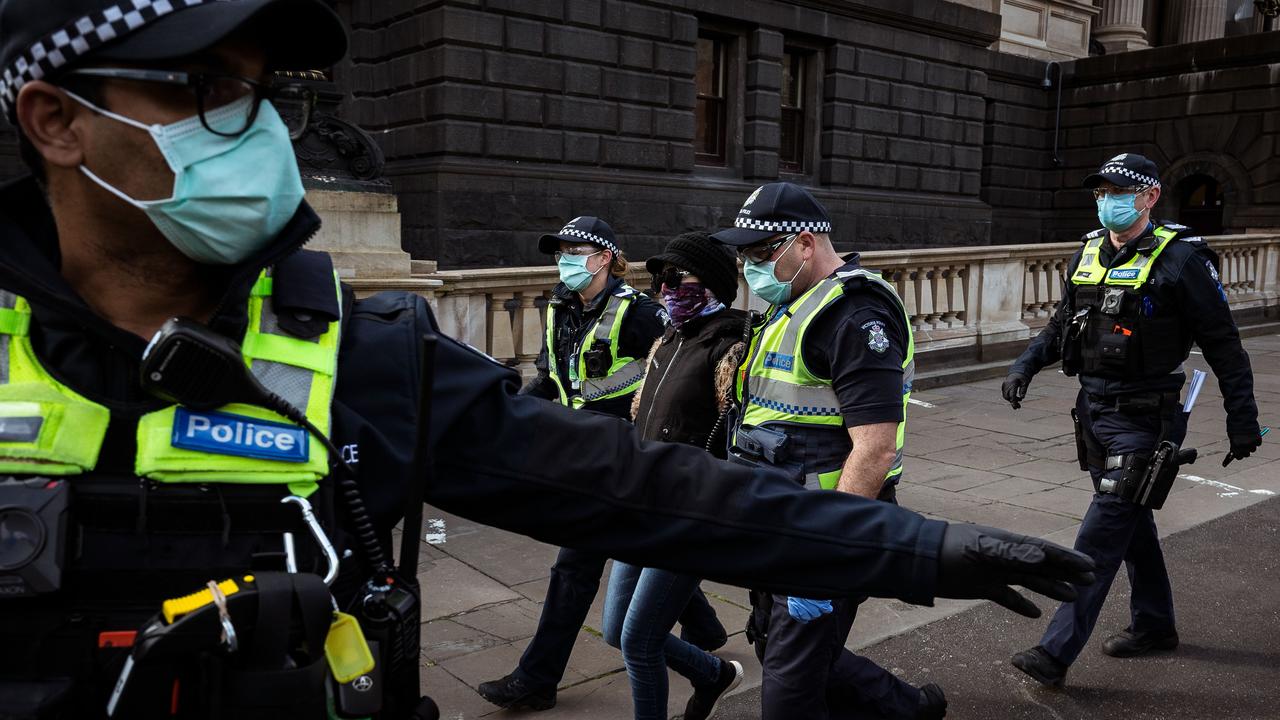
top-left (545, 285), bottom-right (647, 410)
top-left (0, 270), bottom-right (341, 497)
top-left (736, 269), bottom-right (914, 490)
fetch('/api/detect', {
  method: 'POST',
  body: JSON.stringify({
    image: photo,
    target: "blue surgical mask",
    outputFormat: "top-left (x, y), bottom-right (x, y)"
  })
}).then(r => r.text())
top-left (743, 238), bottom-right (804, 305)
top-left (66, 91), bottom-right (305, 265)
top-left (557, 251), bottom-right (602, 291)
top-left (1097, 192), bottom-right (1144, 232)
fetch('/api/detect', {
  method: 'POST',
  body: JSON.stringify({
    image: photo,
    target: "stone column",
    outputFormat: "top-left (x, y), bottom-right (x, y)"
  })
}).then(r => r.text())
top-left (1093, 0), bottom-right (1150, 53)
top-left (1169, 0), bottom-right (1230, 43)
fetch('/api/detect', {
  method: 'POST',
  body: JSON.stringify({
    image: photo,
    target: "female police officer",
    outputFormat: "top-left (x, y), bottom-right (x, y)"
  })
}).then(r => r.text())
top-left (479, 218), bottom-right (726, 711)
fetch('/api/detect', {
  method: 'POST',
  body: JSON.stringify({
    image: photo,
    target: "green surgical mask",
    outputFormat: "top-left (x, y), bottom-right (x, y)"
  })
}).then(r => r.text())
top-left (66, 91), bottom-right (304, 265)
top-left (743, 238), bottom-right (803, 305)
top-left (557, 251), bottom-right (602, 291)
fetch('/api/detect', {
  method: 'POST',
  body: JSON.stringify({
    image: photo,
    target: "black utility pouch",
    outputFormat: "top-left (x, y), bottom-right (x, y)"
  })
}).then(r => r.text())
top-left (731, 426), bottom-right (791, 466)
top-left (1098, 332), bottom-right (1130, 367)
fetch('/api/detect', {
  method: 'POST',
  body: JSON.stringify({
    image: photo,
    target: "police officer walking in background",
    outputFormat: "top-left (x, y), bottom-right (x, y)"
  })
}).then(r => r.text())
top-left (712, 183), bottom-right (947, 720)
top-left (0, 1), bottom-right (1097, 716)
top-left (1003, 153), bottom-right (1263, 687)
top-left (479, 217), bottom-right (727, 711)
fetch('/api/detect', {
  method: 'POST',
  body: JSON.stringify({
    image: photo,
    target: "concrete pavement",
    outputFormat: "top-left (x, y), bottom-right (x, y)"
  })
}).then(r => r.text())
top-left (412, 333), bottom-right (1280, 719)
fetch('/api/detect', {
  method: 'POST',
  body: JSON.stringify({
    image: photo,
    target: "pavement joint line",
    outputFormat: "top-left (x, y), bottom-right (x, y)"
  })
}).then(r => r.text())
top-left (704, 590), bottom-right (752, 611)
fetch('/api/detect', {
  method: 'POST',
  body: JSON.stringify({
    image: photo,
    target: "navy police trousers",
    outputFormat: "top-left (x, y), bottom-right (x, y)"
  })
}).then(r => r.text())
top-left (1040, 389), bottom-right (1186, 666)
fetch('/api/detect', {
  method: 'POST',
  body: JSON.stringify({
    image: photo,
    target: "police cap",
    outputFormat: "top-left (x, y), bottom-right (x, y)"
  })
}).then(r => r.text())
top-left (710, 182), bottom-right (832, 247)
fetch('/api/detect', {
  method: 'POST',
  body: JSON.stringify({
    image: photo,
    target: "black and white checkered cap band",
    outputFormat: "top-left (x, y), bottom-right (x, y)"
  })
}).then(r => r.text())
top-left (0, 0), bottom-right (213, 114)
top-left (558, 226), bottom-right (619, 255)
top-left (733, 218), bottom-right (832, 233)
top-left (1098, 164), bottom-right (1159, 187)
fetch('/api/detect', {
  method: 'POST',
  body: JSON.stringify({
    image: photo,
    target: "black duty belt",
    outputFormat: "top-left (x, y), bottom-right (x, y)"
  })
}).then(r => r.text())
top-left (1087, 391), bottom-right (1180, 415)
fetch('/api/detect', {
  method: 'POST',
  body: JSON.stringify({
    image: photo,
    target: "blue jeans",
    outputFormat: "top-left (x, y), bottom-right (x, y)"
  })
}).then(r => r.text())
top-left (603, 562), bottom-right (722, 720)
top-left (514, 547), bottom-right (724, 691)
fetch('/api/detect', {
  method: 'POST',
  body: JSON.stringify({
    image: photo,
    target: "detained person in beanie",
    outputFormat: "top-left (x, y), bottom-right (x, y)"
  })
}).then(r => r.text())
top-left (479, 218), bottom-right (728, 712)
top-left (600, 232), bottom-right (751, 720)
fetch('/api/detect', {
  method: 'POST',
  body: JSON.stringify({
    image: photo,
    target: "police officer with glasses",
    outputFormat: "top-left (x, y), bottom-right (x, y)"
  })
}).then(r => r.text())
top-left (1003, 153), bottom-right (1263, 687)
top-left (0, 1), bottom-right (1095, 717)
top-left (712, 182), bottom-right (947, 720)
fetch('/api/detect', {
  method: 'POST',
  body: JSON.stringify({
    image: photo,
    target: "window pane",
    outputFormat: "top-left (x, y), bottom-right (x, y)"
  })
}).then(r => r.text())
top-left (782, 52), bottom-right (803, 108)
top-left (780, 108), bottom-right (803, 171)
top-left (697, 37), bottom-right (722, 97)
top-left (697, 97), bottom-right (724, 160)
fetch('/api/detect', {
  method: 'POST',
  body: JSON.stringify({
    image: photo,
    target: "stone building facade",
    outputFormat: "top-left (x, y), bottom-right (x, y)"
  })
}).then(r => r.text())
top-left (1, 0), bottom-right (1276, 269)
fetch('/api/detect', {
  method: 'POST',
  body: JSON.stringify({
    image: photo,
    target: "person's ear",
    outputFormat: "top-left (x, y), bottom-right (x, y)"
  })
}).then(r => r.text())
top-left (797, 231), bottom-right (816, 260)
top-left (16, 81), bottom-right (86, 171)
top-left (1145, 186), bottom-right (1161, 212)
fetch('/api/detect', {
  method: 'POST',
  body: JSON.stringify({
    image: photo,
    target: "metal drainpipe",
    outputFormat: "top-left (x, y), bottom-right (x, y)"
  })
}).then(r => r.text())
top-left (1043, 61), bottom-right (1064, 167)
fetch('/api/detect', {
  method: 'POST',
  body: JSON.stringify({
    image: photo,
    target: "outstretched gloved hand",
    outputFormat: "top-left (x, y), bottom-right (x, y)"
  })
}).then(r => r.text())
top-left (786, 597), bottom-right (834, 623)
top-left (936, 523), bottom-right (1096, 619)
top-left (1001, 373), bottom-right (1030, 410)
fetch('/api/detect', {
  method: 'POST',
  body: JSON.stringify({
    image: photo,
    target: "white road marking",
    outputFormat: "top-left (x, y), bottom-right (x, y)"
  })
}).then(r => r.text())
top-left (908, 398), bottom-right (937, 408)
top-left (1178, 474), bottom-right (1274, 498)
top-left (424, 518), bottom-right (447, 544)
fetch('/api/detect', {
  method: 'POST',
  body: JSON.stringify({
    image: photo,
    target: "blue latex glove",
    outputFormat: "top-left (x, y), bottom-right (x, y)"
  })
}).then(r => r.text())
top-left (786, 597), bottom-right (834, 623)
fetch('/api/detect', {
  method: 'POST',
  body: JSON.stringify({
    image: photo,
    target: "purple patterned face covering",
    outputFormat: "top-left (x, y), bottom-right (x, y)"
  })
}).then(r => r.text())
top-left (662, 282), bottom-right (714, 327)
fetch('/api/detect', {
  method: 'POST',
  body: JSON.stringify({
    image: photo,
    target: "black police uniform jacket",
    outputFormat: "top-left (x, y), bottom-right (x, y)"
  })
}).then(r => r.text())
top-left (0, 176), bottom-right (950, 648)
top-left (1010, 222), bottom-right (1258, 437)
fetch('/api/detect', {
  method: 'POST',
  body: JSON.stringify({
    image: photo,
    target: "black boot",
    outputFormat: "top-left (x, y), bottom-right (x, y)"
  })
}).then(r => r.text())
top-left (1101, 628), bottom-right (1179, 658)
top-left (1011, 646), bottom-right (1068, 687)
top-left (476, 673), bottom-right (556, 711)
top-left (680, 658), bottom-right (743, 720)
top-left (916, 683), bottom-right (948, 719)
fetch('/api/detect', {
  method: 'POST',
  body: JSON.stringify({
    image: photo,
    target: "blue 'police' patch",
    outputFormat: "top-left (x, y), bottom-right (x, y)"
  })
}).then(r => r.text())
top-left (1108, 268), bottom-right (1141, 281)
top-left (763, 352), bottom-right (794, 372)
top-left (172, 408), bottom-right (309, 463)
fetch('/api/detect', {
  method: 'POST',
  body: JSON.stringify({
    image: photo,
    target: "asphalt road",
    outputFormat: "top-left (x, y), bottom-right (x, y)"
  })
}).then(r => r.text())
top-left (713, 497), bottom-right (1280, 720)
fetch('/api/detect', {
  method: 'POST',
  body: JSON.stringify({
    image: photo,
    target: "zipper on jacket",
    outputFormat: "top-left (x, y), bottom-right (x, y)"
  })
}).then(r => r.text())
top-left (641, 336), bottom-right (684, 438)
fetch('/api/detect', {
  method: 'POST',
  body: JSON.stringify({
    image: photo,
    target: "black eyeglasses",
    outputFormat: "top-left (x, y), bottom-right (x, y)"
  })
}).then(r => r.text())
top-left (739, 233), bottom-right (798, 264)
top-left (654, 265), bottom-right (691, 290)
top-left (64, 68), bottom-right (317, 140)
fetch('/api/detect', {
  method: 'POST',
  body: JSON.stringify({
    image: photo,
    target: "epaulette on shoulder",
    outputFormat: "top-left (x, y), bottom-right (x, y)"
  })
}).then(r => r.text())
top-left (1082, 228), bottom-right (1107, 242)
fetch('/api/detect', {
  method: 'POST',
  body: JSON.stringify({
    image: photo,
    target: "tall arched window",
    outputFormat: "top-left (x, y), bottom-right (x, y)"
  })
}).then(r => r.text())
top-left (1175, 174), bottom-right (1224, 235)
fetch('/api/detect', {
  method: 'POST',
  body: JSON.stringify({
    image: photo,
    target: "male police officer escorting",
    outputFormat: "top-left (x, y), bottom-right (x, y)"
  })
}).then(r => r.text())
top-left (1003, 154), bottom-right (1262, 687)
top-left (712, 182), bottom-right (947, 720)
top-left (0, 2), bottom-right (1097, 717)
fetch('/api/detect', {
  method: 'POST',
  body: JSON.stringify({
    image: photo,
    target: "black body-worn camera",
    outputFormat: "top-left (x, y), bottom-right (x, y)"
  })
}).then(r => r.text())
top-left (582, 343), bottom-right (613, 378)
top-left (0, 477), bottom-right (69, 597)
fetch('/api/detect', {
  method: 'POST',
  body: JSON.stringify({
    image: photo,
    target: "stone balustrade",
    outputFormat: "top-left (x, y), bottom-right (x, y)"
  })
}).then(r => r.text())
top-left (346, 234), bottom-right (1280, 379)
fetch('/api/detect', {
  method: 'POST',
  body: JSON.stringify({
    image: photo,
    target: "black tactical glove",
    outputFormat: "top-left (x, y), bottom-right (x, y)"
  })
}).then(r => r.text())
top-left (1223, 427), bottom-right (1263, 467)
top-left (1001, 373), bottom-right (1030, 410)
top-left (936, 523), bottom-right (1096, 619)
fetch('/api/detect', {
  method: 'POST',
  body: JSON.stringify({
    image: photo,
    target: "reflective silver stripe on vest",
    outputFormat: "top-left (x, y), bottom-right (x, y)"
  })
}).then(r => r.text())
top-left (776, 278), bottom-right (841, 360)
top-left (593, 291), bottom-right (632, 343)
top-left (580, 358), bottom-right (646, 401)
top-left (746, 376), bottom-right (840, 417)
top-left (248, 274), bottom-right (339, 414)
top-left (0, 290), bottom-right (16, 385)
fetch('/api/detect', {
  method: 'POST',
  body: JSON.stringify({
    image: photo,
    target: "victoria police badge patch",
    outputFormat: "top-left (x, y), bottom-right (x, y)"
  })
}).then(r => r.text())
top-left (865, 321), bottom-right (890, 354)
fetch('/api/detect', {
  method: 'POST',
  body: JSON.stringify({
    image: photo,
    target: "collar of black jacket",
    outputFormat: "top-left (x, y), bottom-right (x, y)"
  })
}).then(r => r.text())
top-left (0, 174), bottom-right (324, 351)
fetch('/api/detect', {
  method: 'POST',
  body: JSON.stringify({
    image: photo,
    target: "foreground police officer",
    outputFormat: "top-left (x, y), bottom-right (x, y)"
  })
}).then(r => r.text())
top-left (1002, 154), bottom-right (1262, 687)
top-left (0, 2), bottom-right (1096, 717)
top-left (479, 218), bottom-right (727, 711)
top-left (712, 182), bottom-right (946, 720)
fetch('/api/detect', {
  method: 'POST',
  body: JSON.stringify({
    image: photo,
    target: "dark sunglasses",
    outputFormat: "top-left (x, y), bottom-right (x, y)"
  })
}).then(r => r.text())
top-left (652, 265), bottom-right (691, 292)
top-left (738, 233), bottom-right (798, 264)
